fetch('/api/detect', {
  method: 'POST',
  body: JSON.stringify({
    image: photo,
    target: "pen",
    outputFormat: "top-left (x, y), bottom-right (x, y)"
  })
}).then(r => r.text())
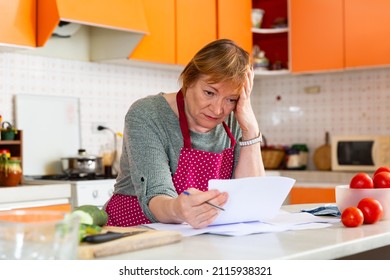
top-left (182, 190), bottom-right (225, 211)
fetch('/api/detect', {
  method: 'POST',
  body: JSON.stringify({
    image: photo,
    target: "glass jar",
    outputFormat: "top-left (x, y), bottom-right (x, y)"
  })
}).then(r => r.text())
top-left (285, 149), bottom-right (301, 170)
top-left (0, 157), bottom-right (22, 187)
top-left (291, 144), bottom-right (309, 170)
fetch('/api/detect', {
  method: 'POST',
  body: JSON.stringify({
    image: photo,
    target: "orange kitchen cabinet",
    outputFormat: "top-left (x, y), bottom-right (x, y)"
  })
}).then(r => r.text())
top-left (0, 0), bottom-right (36, 47)
top-left (289, 186), bottom-right (336, 204)
top-left (130, 0), bottom-right (175, 64)
top-left (176, 0), bottom-right (217, 65)
top-left (218, 0), bottom-right (252, 54)
top-left (345, 0), bottom-right (390, 68)
top-left (132, 0), bottom-right (250, 66)
top-left (37, 0), bottom-right (148, 47)
top-left (289, 0), bottom-right (344, 73)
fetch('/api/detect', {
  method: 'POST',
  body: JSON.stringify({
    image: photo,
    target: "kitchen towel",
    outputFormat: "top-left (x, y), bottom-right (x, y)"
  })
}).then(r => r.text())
top-left (300, 204), bottom-right (341, 217)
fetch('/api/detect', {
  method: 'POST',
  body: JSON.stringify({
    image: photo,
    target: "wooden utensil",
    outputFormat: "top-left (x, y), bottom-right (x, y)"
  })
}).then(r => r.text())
top-left (313, 131), bottom-right (331, 171)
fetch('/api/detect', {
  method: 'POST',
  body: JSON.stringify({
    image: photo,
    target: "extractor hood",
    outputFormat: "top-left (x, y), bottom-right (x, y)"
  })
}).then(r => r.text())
top-left (35, 0), bottom-right (149, 61)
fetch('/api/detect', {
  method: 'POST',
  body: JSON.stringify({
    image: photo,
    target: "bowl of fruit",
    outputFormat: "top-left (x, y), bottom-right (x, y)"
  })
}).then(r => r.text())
top-left (336, 166), bottom-right (390, 223)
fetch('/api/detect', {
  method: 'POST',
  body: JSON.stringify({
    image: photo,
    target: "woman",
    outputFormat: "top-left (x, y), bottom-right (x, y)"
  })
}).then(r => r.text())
top-left (105, 39), bottom-right (265, 229)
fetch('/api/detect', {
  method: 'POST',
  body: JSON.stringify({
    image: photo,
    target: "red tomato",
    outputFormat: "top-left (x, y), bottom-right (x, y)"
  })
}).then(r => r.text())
top-left (373, 172), bottom-right (390, 188)
top-left (349, 172), bottom-right (374, 189)
top-left (341, 207), bottom-right (364, 227)
top-left (357, 198), bottom-right (383, 224)
top-left (373, 166), bottom-right (390, 177)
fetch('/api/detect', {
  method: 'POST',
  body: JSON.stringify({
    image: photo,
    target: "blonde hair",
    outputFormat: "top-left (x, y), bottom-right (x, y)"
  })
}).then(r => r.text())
top-left (179, 39), bottom-right (250, 94)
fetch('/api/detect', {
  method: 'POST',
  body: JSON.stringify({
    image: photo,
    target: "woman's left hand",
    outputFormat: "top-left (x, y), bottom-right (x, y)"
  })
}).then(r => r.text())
top-left (234, 67), bottom-right (259, 139)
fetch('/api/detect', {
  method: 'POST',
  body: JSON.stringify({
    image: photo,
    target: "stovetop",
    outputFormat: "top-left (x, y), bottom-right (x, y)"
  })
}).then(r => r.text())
top-left (28, 173), bottom-right (117, 181)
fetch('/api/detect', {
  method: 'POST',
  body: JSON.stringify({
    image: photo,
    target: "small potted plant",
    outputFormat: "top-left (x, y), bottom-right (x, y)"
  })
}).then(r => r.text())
top-left (1, 121), bottom-right (18, 141)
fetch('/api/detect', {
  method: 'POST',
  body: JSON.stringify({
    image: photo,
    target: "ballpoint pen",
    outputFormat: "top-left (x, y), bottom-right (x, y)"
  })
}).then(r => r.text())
top-left (183, 190), bottom-right (225, 211)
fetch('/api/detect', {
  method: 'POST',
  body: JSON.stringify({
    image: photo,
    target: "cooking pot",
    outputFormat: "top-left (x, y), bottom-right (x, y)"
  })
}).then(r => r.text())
top-left (61, 149), bottom-right (104, 176)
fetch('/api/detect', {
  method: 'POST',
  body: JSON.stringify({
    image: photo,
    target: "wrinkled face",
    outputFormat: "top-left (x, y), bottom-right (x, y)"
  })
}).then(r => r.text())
top-left (184, 75), bottom-right (240, 133)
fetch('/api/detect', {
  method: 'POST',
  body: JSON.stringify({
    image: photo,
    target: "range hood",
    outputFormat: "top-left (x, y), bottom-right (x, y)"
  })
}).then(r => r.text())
top-left (35, 0), bottom-right (149, 61)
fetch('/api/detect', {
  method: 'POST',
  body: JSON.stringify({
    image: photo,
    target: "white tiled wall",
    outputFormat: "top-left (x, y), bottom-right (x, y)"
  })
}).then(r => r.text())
top-left (0, 52), bottom-right (180, 158)
top-left (1, 52), bottom-right (389, 170)
top-left (251, 68), bottom-right (390, 167)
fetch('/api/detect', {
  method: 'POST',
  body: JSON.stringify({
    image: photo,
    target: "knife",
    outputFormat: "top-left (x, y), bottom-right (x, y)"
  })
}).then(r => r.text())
top-left (82, 230), bottom-right (147, 244)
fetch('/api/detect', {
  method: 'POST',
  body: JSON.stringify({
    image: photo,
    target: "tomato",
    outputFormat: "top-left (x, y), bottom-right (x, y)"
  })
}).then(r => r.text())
top-left (349, 172), bottom-right (374, 189)
top-left (341, 207), bottom-right (364, 227)
top-left (373, 172), bottom-right (390, 188)
top-left (357, 198), bottom-right (383, 224)
top-left (373, 166), bottom-right (390, 177)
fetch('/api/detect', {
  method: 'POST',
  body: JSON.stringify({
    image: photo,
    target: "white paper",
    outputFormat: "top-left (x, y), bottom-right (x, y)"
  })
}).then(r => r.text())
top-left (264, 210), bottom-right (340, 226)
top-left (208, 176), bottom-right (295, 225)
top-left (144, 211), bottom-right (339, 237)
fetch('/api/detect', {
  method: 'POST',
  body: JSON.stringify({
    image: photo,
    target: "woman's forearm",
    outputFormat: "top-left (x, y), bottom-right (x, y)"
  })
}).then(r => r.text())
top-left (234, 141), bottom-right (265, 178)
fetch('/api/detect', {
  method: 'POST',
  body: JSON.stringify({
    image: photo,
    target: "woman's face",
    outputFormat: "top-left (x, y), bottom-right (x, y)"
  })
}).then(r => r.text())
top-left (184, 76), bottom-right (240, 133)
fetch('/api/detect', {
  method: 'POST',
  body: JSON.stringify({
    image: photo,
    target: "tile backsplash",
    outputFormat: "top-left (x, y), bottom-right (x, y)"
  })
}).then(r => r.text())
top-left (1, 52), bottom-right (389, 170)
top-left (251, 68), bottom-right (390, 167)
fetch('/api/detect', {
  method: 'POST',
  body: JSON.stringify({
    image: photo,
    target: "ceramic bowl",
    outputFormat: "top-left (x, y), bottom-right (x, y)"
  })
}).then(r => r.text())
top-left (335, 185), bottom-right (390, 220)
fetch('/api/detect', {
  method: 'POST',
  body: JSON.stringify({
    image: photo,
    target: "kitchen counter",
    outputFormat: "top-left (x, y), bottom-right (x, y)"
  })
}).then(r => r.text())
top-left (98, 204), bottom-right (390, 260)
top-left (0, 183), bottom-right (71, 210)
top-left (277, 170), bottom-right (357, 186)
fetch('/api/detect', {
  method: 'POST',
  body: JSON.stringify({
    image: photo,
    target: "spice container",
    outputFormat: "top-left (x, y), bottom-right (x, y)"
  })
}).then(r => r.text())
top-left (285, 144), bottom-right (309, 170)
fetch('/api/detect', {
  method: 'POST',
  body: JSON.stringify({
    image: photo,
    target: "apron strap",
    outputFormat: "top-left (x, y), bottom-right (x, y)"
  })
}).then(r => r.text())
top-left (176, 90), bottom-right (192, 148)
top-left (223, 122), bottom-right (236, 147)
top-left (176, 89), bottom-right (237, 148)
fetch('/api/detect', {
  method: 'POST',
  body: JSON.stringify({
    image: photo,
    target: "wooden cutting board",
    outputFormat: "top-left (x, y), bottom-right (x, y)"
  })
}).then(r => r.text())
top-left (313, 131), bottom-right (331, 171)
top-left (78, 226), bottom-right (182, 259)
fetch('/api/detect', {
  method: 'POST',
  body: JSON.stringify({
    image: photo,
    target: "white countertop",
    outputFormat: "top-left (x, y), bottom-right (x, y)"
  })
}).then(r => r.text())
top-left (98, 204), bottom-right (390, 260)
top-left (0, 183), bottom-right (71, 210)
top-left (278, 170), bottom-right (356, 186)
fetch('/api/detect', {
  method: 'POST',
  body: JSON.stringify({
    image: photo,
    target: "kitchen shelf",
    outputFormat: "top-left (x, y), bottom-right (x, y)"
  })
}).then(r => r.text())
top-left (252, 0), bottom-right (289, 74)
top-left (251, 27), bottom-right (288, 34)
top-left (0, 130), bottom-right (23, 180)
top-left (254, 69), bottom-right (289, 76)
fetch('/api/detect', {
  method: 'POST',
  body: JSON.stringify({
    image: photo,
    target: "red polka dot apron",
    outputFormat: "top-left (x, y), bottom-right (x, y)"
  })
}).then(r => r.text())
top-left (106, 90), bottom-right (236, 226)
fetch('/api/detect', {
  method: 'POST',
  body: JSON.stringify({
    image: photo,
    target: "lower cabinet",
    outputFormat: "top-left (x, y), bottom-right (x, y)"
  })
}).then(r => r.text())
top-left (289, 186), bottom-right (335, 204)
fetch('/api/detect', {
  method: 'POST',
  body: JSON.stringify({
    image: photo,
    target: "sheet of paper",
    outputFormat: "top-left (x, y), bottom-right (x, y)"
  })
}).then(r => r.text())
top-left (264, 210), bottom-right (341, 226)
top-left (208, 176), bottom-right (295, 225)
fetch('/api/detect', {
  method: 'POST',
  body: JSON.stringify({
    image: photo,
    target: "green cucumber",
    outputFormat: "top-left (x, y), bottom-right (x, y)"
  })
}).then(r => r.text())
top-left (72, 205), bottom-right (108, 226)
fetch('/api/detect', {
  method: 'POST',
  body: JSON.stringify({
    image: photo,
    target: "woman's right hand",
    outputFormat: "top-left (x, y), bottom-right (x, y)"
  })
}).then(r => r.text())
top-left (174, 188), bottom-right (228, 228)
top-left (234, 67), bottom-right (259, 140)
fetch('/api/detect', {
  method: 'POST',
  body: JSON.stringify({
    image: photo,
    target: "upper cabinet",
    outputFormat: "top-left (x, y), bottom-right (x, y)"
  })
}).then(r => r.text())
top-left (128, 0), bottom-right (216, 66)
top-left (129, 0), bottom-right (251, 67)
top-left (290, 0), bottom-right (390, 73)
top-left (344, 0), bottom-right (390, 68)
top-left (1, 0), bottom-right (149, 61)
top-left (218, 0), bottom-right (252, 54)
top-left (0, 0), bottom-right (36, 50)
top-left (176, 0), bottom-right (217, 65)
top-left (35, 0), bottom-right (149, 61)
top-left (289, 0), bottom-right (344, 73)
top-left (129, 0), bottom-right (175, 64)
